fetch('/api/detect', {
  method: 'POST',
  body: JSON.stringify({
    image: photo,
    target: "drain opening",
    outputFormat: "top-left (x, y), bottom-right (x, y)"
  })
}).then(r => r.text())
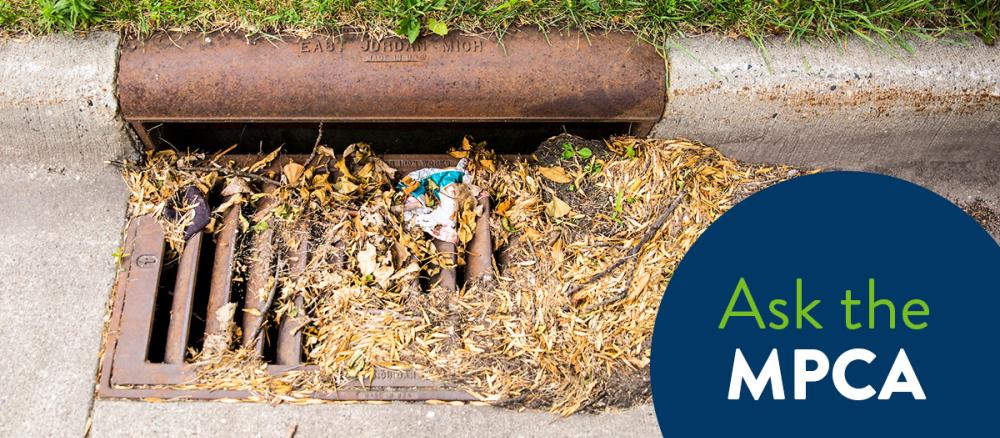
top-left (146, 257), bottom-right (177, 363)
top-left (142, 122), bottom-right (633, 155)
top-left (187, 232), bottom-right (216, 357)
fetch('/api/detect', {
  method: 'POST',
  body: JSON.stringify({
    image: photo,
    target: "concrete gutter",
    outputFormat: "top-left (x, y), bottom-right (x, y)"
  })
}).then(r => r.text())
top-left (90, 401), bottom-right (658, 437)
top-left (0, 31), bottom-right (997, 437)
top-left (653, 35), bottom-right (999, 210)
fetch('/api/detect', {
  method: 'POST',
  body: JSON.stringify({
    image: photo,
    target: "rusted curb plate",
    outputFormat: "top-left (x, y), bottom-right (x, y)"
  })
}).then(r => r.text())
top-left (118, 29), bottom-right (665, 137)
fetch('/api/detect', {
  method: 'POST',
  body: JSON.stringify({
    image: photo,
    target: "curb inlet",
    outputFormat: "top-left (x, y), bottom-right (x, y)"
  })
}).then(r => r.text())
top-left (105, 28), bottom-right (665, 402)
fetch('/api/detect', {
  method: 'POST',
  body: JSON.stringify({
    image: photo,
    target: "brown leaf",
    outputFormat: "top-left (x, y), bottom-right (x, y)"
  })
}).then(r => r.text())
top-left (220, 178), bottom-right (251, 197)
top-left (545, 195), bottom-right (571, 218)
top-left (283, 161), bottom-right (305, 185)
top-left (538, 166), bottom-right (572, 184)
top-left (247, 147), bottom-right (281, 172)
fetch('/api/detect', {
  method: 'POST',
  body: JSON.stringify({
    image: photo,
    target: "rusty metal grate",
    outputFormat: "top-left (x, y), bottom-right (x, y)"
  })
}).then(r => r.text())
top-left (98, 154), bottom-right (485, 401)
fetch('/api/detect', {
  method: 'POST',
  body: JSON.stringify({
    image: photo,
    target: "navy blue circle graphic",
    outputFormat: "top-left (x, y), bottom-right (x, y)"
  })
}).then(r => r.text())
top-left (650, 171), bottom-right (1000, 437)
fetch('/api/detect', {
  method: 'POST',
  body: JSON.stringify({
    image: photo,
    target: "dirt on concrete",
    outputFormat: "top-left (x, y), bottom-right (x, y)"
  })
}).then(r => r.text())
top-left (960, 198), bottom-right (1000, 238)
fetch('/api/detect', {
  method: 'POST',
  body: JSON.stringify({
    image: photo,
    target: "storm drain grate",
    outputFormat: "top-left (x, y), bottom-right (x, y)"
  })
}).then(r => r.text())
top-left (98, 154), bottom-right (484, 401)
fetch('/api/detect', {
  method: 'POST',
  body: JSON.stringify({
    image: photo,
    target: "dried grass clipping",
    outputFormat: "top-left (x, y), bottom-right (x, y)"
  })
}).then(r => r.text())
top-left (118, 137), bottom-right (806, 414)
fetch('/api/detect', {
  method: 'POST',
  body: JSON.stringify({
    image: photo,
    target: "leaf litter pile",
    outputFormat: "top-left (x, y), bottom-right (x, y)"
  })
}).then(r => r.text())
top-left (118, 134), bottom-right (803, 414)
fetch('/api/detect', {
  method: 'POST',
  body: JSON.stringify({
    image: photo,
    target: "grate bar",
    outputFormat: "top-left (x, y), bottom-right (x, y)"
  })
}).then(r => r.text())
top-left (115, 216), bottom-right (166, 367)
top-left (204, 199), bottom-right (240, 336)
top-left (101, 154), bottom-right (494, 400)
top-left (431, 240), bottom-right (458, 291)
top-left (465, 192), bottom-right (492, 282)
top-left (163, 231), bottom-right (203, 364)
top-left (241, 194), bottom-right (277, 354)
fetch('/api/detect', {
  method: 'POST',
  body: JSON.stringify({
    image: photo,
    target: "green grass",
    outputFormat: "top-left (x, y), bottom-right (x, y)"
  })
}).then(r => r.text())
top-left (0, 1), bottom-right (996, 45)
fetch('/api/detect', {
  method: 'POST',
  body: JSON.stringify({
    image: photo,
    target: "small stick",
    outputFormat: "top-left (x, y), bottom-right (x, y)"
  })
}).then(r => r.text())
top-left (250, 255), bottom-right (284, 344)
top-left (108, 155), bottom-right (281, 186)
top-left (177, 166), bottom-right (281, 186)
top-left (305, 122), bottom-right (324, 167)
top-left (567, 189), bottom-right (688, 300)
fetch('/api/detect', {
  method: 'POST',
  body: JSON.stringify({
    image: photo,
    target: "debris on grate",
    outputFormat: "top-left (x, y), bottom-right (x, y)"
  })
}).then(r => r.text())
top-left (102, 135), bottom-right (807, 413)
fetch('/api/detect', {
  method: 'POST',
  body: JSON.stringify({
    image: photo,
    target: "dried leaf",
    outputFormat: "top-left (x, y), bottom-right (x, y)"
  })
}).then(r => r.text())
top-left (247, 147), bottom-right (281, 172)
top-left (448, 149), bottom-right (470, 159)
top-left (479, 159), bottom-right (495, 172)
top-left (538, 166), bottom-right (572, 184)
top-left (545, 195), bottom-right (571, 218)
top-left (315, 145), bottom-right (336, 158)
top-left (283, 162), bottom-right (305, 185)
top-left (358, 243), bottom-right (377, 276)
top-left (496, 199), bottom-right (513, 216)
top-left (221, 178), bottom-right (251, 197)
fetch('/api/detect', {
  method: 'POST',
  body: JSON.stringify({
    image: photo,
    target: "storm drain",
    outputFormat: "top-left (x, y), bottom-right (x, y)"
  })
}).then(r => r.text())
top-left (101, 28), bottom-right (665, 400)
top-left (100, 154), bottom-right (486, 400)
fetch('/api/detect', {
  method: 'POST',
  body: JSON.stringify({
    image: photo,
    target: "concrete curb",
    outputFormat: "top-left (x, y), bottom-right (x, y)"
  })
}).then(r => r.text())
top-left (652, 34), bottom-right (999, 207)
top-left (0, 32), bottom-right (134, 171)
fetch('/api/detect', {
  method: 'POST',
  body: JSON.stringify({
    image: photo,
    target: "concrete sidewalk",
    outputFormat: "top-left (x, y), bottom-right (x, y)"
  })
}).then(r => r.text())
top-left (0, 163), bottom-right (128, 437)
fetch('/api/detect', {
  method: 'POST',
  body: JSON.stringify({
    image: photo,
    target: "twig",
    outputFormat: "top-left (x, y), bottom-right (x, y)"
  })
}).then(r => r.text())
top-left (108, 160), bottom-right (281, 187)
top-left (305, 122), bottom-right (324, 167)
top-left (568, 189), bottom-right (688, 302)
top-left (250, 255), bottom-right (284, 344)
top-left (178, 166), bottom-right (281, 186)
top-left (106, 159), bottom-right (138, 170)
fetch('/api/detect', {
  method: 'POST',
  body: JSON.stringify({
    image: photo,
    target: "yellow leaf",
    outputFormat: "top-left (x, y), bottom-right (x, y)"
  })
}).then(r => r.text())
top-left (545, 195), bottom-right (571, 218)
top-left (247, 147), bottom-right (281, 172)
top-left (334, 177), bottom-right (359, 194)
top-left (495, 199), bottom-right (512, 216)
top-left (538, 166), bottom-right (572, 184)
top-left (335, 158), bottom-right (354, 180)
top-left (315, 145), bottom-right (336, 158)
top-left (448, 136), bottom-right (474, 158)
top-left (283, 161), bottom-right (305, 185)
top-left (479, 159), bottom-right (495, 172)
